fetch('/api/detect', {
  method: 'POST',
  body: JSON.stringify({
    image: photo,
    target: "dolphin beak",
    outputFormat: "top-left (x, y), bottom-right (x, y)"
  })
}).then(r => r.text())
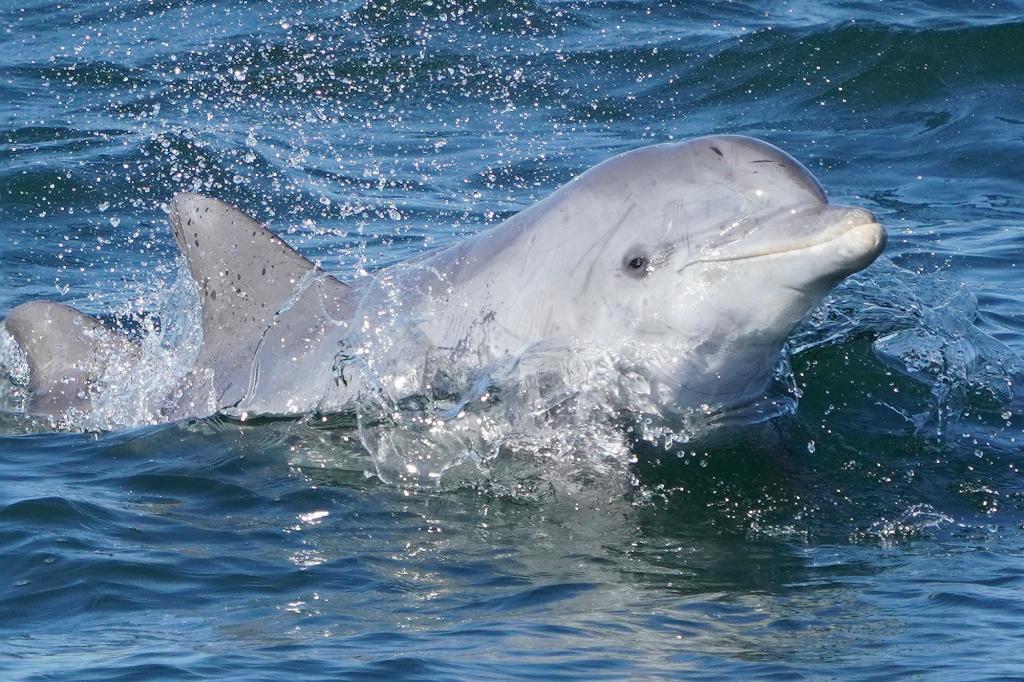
top-left (699, 204), bottom-right (886, 274)
top-left (825, 206), bottom-right (887, 273)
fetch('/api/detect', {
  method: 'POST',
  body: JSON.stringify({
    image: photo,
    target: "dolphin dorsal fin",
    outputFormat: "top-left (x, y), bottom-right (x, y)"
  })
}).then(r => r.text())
top-left (169, 193), bottom-right (352, 409)
top-left (3, 301), bottom-right (138, 416)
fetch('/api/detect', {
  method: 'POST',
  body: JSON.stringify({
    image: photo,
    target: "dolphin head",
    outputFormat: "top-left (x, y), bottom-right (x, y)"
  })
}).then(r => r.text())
top-left (523, 135), bottom-right (886, 414)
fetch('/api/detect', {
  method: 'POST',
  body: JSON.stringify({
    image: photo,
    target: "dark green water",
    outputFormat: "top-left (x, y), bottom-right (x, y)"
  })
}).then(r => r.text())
top-left (2, 1), bottom-right (1024, 678)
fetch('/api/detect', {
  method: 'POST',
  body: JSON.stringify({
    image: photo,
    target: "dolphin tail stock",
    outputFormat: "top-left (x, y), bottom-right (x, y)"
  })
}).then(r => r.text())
top-left (168, 193), bottom-right (354, 412)
top-left (2, 300), bottom-right (139, 416)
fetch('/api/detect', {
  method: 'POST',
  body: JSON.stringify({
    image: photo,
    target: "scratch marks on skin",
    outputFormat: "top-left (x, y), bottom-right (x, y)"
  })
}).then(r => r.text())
top-left (233, 270), bottom-right (333, 410)
top-left (333, 341), bottom-right (354, 387)
top-left (572, 199), bottom-right (636, 275)
top-left (663, 197), bottom-right (695, 258)
top-left (574, 201), bottom-right (637, 300)
top-left (489, 221), bottom-right (540, 322)
top-left (660, 198), bottom-right (681, 243)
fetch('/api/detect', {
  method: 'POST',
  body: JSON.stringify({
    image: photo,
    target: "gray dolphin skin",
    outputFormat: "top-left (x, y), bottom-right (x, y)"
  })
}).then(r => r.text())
top-left (2, 135), bottom-right (886, 427)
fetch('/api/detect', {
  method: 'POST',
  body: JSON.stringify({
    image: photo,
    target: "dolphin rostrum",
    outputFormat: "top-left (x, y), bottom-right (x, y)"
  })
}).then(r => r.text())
top-left (1, 135), bottom-right (886, 430)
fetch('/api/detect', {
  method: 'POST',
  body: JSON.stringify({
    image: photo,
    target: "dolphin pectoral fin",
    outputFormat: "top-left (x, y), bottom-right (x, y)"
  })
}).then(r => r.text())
top-left (3, 301), bottom-right (138, 416)
top-left (169, 193), bottom-right (353, 410)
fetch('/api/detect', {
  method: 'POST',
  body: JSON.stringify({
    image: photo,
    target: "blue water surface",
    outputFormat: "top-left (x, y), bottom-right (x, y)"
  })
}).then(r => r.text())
top-left (2, 0), bottom-right (1024, 678)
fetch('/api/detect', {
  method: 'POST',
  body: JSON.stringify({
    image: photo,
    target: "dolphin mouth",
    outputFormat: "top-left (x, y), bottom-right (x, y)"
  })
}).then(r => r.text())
top-left (710, 219), bottom-right (886, 263)
top-left (689, 206), bottom-right (887, 272)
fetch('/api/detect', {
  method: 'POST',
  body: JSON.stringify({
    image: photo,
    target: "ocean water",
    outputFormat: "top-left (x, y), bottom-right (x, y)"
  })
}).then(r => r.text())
top-left (2, 0), bottom-right (1024, 678)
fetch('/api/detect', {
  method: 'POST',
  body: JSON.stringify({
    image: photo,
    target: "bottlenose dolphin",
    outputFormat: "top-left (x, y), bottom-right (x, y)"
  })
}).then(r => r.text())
top-left (1, 135), bottom-right (885, 429)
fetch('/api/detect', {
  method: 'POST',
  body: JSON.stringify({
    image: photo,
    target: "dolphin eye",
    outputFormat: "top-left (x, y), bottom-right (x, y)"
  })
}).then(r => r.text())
top-left (624, 252), bottom-right (649, 277)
